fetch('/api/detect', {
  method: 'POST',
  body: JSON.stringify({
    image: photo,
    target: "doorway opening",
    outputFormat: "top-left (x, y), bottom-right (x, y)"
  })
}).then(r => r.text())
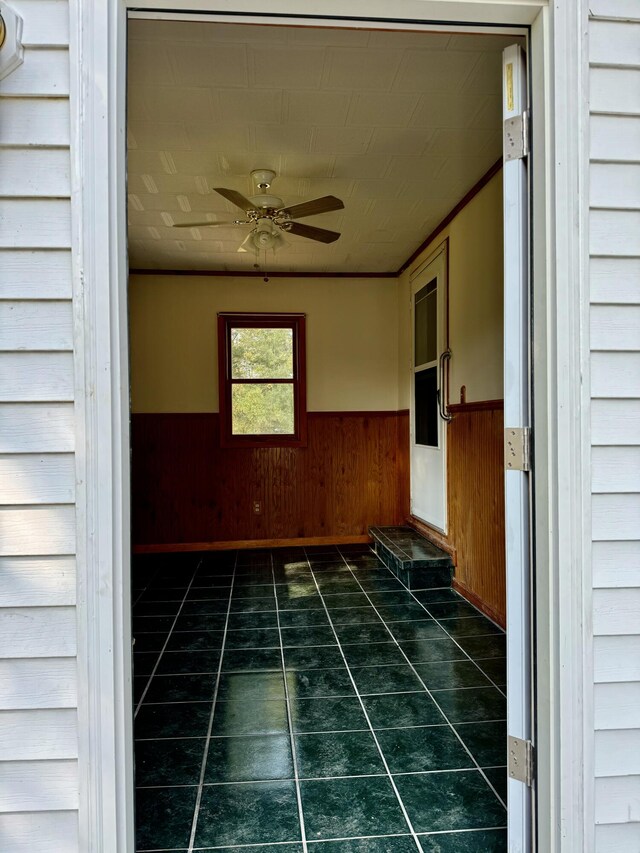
top-left (126, 15), bottom-right (531, 852)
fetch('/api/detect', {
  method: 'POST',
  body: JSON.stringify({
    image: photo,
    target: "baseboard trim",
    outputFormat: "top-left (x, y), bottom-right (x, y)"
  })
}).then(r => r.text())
top-left (133, 534), bottom-right (372, 554)
top-left (453, 578), bottom-right (506, 630)
top-left (406, 515), bottom-right (457, 563)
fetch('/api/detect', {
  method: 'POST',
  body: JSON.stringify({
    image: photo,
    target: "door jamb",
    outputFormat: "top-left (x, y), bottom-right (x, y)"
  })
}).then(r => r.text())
top-left (70, 2), bottom-right (593, 851)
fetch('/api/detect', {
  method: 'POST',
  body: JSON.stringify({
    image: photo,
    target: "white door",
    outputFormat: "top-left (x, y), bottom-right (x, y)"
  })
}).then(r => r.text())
top-left (503, 44), bottom-right (532, 852)
top-left (409, 243), bottom-right (450, 532)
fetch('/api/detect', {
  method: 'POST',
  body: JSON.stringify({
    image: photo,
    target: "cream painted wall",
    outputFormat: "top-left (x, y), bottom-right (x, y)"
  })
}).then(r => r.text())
top-left (398, 171), bottom-right (504, 408)
top-left (129, 275), bottom-right (399, 413)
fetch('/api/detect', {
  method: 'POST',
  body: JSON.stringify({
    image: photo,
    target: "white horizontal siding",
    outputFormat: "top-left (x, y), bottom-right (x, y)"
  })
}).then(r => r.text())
top-left (0, 353), bottom-right (74, 401)
top-left (0, 658), bottom-right (77, 710)
top-left (591, 352), bottom-right (640, 398)
top-left (594, 588), bottom-right (640, 635)
top-left (0, 709), bottom-right (77, 760)
top-left (592, 494), bottom-right (640, 540)
top-left (590, 20), bottom-right (640, 67)
top-left (0, 49), bottom-right (69, 97)
top-left (596, 730), bottom-right (640, 777)
top-left (595, 823), bottom-right (640, 852)
top-left (0, 302), bottom-right (74, 351)
top-left (10, 1), bottom-right (70, 47)
top-left (0, 149), bottom-right (71, 197)
top-left (0, 454), bottom-right (75, 504)
top-left (0, 811), bottom-right (78, 853)
top-left (591, 305), bottom-right (640, 351)
top-left (595, 683), bottom-right (640, 730)
top-left (590, 257), bottom-right (640, 304)
top-left (1, 5), bottom-right (77, 842)
top-left (0, 607), bottom-right (76, 658)
top-left (596, 777), bottom-right (640, 825)
top-left (589, 13), bottom-right (640, 845)
top-left (592, 541), bottom-right (640, 589)
top-left (0, 200), bottom-right (72, 248)
top-left (0, 251), bottom-right (72, 300)
top-left (0, 404), bottom-right (75, 453)
top-left (0, 760), bottom-right (78, 812)
top-left (595, 635), bottom-right (640, 684)
top-left (590, 163), bottom-right (640, 210)
top-left (0, 98), bottom-right (70, 146)
top-left (0, 557), bottom-right (76, 606)
top-left (591, 399), bottom-right (640, 445)
top-left (0, 506), bottom-right (76, 556)
top-left (592, 447), bottom-right (640, 493)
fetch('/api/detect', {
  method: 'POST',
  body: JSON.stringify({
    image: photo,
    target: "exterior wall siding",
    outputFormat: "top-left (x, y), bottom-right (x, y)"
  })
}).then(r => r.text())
top-left (589, 9), bottom-right (640, 850)
top-left (0, 1), bottom-right (79, 850)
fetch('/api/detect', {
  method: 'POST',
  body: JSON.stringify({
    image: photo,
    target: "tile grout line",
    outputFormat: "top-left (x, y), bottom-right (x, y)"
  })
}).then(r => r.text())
top-left (135, 718), bottom-right (507, 742)
top-left (339, 552), bottom-right (507, 811)
top-left (388, 575), bottom-right (507, 700)
top-left (187, 550), bottom-right (239, 853)
top-left (271, 551), bottom-right (310, 853)
top-left (304, 549), bottom-right (424, 853)
top-left (134, 557), bottom-right (203, 716)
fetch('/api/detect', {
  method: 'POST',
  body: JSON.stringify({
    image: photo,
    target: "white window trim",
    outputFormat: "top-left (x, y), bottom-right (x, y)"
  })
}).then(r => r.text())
top-left (69, 2), bottom-right (592, 851)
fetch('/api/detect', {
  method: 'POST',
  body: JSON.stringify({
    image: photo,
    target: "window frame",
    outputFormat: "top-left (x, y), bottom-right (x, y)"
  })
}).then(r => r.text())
top-left (217, 312), bottom-right (307, 448)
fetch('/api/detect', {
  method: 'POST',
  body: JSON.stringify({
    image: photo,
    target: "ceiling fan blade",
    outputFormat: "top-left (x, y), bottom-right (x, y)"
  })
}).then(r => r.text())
top-left (213, 187), bottom-right (254, 211)
top-left (171, 220), bottom-right (240, 228)
top-left (286, 222), bottom-right (341, 244)
top-left (279, 195), bottom-right (344, 219)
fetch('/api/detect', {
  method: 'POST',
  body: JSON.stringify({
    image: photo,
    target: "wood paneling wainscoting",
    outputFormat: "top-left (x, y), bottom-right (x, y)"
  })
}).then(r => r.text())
top-left (131, 411), bottom-right (410, 548)
top-left (447, 401), bottom-right (505, 627)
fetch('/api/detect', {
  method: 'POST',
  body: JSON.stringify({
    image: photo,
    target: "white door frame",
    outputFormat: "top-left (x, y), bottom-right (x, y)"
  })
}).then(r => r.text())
top-left (70, 2), bottom-right (592, 851)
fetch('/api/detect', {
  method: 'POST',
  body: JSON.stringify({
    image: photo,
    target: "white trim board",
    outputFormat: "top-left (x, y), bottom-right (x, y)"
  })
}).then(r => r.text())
top-left (70, 3), bottom-right (592, 852)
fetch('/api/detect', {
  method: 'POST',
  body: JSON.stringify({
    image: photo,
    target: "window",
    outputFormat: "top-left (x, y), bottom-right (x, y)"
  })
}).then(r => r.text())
top-left (218, 313), bottom-right (307, 447)
top-left (414, 277), bottom-right (439, 447)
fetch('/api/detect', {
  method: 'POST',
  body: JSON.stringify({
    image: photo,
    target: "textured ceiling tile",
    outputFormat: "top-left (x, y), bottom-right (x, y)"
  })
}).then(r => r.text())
top-left (311, 126), bottom-right (374, 155)
top-left (322, 47), bottom-right (403, 91)
top-left (461, 52), bottom-right (503, 95)
top-left (254, 124), bottom-right (314, 155)
top-left (127, 21), bottom-right (504, 272)
top-left (424, 128), bottom-right (498, 158)
top-left (470, 95), bottom-right (502, 129)
top-left (279, 154), bottom-right (335, 179)
top-left (350, 178), bottom-right (405, 200)
top-left (393, 49), bottom-right (479, 93)
top-left (347, 92), bottom-right (420, 127)
top-left (285, 90), bottom-right (351, 126)
top-left (249, 47), bottom-right (326, 89)
top-left (183, 122), bottom-right (252, 154)
top-left (128, 122), bottom-right (191, 151)
top-left (217, 89), bottom-right (283, 125)
top-left (128, 40), bottom-right (175, 85)
top-left (368, 127), bottom-right (431, 155)
top-left (168, 42), bottom-right (249, 88)
top-left (331, 154), bottom-right (392, 179)
top-left (410, 92), bottom-right (486, 129)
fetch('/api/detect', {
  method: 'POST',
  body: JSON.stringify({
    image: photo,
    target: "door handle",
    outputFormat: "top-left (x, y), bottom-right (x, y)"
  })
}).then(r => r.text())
top-left (438, 349), bottom-right (453, 422)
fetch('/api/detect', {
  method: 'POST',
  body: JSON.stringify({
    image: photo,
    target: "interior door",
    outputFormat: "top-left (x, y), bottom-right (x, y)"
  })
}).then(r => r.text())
top-left (503, 43), bottom-right (532, 852)
top-left (409, 243), bottom-right (449, 532)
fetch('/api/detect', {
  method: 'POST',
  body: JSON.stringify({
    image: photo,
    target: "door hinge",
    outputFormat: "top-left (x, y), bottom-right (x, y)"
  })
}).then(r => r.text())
top-left (508, 736), bottom-right (535, 786)
top-left (505, 426), bottom-right (531, 472)
top-left (504, 110), bottom-right (529, 161)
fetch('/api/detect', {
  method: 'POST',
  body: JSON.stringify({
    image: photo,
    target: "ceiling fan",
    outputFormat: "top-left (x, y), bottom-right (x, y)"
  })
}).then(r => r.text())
top-left (172, 169), bottom-right (344, 253)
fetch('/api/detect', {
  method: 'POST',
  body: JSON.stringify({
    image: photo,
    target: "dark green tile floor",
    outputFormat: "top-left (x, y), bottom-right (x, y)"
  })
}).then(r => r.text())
top-left (132, 545), bottom-right (507, 852)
